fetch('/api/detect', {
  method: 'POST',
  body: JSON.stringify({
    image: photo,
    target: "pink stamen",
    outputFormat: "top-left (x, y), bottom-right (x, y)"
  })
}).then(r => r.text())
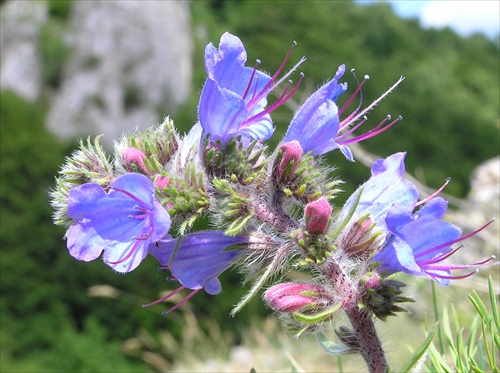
top-left (339, 115), bottom-right (402, 145)
top-left (241, 73), bottom-right (304, 127)
top-left (415, 178), bottom-right (451, 207)
top-left (337, 114), bottom-right (386, 141)
top-left (248, 54), bottom-right (306, 110)
top-left (426, 270), bottom-right (478, 281)
top-left (338, 71), bottom-right (368, 116)
top-left (142, 285), bottom-right (186, 308)
top-left (339, 76), bottom-right (405, 132)
top-left (109, 187), bottom-right (150, 209)
top-left (335, 116), bottom-right (368, 141)
top-left (106, 226), bottom-right (152, 265)
top-left (414, 219), bottom-right (495, 259)
top-left (162, 289), bottom-right (200, 315)
top-left (242, 59), bottom-right (261, 100)
top-left (417, 245), bottom-right (463, 265)
top-left (250, 41), bottom-right (298, 105)
top-left (421, 256), bottom-right (496, 271)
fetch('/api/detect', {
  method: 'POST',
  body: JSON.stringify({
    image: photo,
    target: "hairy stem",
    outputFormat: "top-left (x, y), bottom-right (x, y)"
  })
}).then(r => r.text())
top-left (323, 261), bottom-right (388, 373)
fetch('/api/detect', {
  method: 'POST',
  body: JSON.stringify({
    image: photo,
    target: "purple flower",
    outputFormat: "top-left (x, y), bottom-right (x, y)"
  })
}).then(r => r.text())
top-left (338, 152), bottom-right (418, 227)
top-left (146, 231), bottom-right (247, 314)
top-left (373, 198), bottom-right (494, 285)
top-left (283, 64), bottom-right (349, 157)
top-left (283, 67), bottom-right (404, 160)
top-left (150, 231), bottom-right (245, 294)
top-left (199, 32), bottom-right (303, 145)
top-left (66, 173), bottom-right (171, 273)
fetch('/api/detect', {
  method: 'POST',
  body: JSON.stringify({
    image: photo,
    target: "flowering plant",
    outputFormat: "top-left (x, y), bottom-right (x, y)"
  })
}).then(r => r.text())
top-left (51, 32), bottom-right (495, 372)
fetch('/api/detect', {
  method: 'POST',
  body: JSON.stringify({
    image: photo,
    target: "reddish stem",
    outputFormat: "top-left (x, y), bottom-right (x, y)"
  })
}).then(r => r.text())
top-left (323, 261), bottom-right (388, 373)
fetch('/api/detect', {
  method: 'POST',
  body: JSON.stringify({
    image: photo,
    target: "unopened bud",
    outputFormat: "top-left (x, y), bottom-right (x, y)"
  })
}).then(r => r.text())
top-left (361, 272), bottom-right (379, 289)
top-left (264, 283), bottom-right (325, 313)
top-left (275, 140), bottom-right (303, 180)
top-left (304, 197), bottom-right (332, 234)
top-left (124, 148), bottom-right (149, 175)
top-left (343, 216), bottom-right (380, 259)
top-left (154, 175), bottom-right (171, 190)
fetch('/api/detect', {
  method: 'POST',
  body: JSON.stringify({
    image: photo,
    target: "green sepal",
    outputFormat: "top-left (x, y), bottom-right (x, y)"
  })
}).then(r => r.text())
top-left (292, 303), bottom-right (340, 325)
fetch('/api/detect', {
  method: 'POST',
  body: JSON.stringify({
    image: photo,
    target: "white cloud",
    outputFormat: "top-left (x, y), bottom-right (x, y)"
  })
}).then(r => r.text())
top-left (420, 1), bottom-right (499, 38)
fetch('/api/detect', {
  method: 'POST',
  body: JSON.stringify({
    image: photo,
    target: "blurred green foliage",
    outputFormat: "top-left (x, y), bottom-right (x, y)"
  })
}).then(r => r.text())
top-left (1, 0), bottom-right (498, 371)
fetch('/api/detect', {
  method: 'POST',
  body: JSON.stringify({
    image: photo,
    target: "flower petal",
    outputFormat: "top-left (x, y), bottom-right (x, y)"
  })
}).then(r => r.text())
top-left (66, 223), bottom-right (104, 261)
top-left (283, 65), bottom-right (348, 156)
top-left (150, 231), bottom-right (246, 293)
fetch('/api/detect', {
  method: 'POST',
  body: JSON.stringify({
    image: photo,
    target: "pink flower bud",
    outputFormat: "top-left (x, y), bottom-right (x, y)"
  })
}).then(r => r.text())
top-left (124, 148), bottom-right (149, 175)
top-left (304, 197), bottom-right (332, 234)
top-left (276, 140), bottom-right (303, 180)
top-left (264, 283), bottom-right (324, 313)
top-left (343, 216), bottom-right (380, 259)
top-left (362, 272), bottom-right (380, 289)
top-left (154, 175), bottom-right (171, 190)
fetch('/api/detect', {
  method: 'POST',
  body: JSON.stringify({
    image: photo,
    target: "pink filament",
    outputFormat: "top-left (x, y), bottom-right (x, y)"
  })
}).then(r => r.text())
top-left (162, 289), bottom-right (200, 315)
top-left (414, 219), bottom-right (495, 260)
top-left (106, 226), bottom-right (152, 265)
top-left (142, 285), bottom-right (186, 308)
top-left (415, 178), bottom-right (451, 207)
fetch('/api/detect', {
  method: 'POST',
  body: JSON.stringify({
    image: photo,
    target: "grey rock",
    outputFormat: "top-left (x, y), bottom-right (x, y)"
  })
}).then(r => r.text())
top-left (0, 0), bottom-right (48, 101)
top-left (46, 0), bottom-right (193, 146)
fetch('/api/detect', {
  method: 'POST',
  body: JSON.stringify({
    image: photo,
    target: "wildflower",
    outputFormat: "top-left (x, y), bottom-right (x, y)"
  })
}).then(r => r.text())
top-left (283, 65), bottom-right (404, 160)
top-left (198, 32), bottom-right (304, 144)
top-left (66, 173), bottom-right (171, 273)
top-left (373, 197), bottom-right (495, 285)
top-left (147, 231), bottom-right (247, 313)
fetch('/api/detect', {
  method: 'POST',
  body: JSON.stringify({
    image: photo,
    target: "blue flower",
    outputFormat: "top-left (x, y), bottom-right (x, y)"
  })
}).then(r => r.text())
top-left (283, 67), bottom-right (404, 160)
top-left (283, 64), bottom-right (349, 157)
top-left (66, 173), bottom-right (171, 273)
top-left (149, 231), bottom-right (246, 295)
top-left (146, 231), bottom-right (247, 314)
top-left (199, 32), bottom-right (303, 145)
top-left (373, 198), bottom-right (494, 285)
top-left (338, 152), bottom-right (418, 226)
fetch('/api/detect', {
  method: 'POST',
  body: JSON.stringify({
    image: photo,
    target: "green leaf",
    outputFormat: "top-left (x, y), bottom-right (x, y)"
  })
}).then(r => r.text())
top-left (488, 276), bottom-right (500, 333)
top-left (400, 323), bottom-right (438, 373)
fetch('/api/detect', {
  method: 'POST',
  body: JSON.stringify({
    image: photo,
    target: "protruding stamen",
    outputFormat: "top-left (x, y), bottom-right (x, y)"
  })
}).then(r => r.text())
top-left (414, 219), bottom-right (495, 259)
top-left (416, 178), bottom-right (452, 207)
top-left (426, 269), bottom-right (478, 281)
top-left (242, 59), bottom-right (261, 100)
top-left (422, 255), bottom-right (496, 271)
top-left (338, 71), bottom-right (369, 117)
top-left (106, 226), bottom-right (152, 265)
top-left (339, 115), bottom-right (402, 145)
top-left (242, 73), bottom-right (304, 127)
top-left (109, 187), bottom-right (151, 210)
top-left (142, 285), bottom-right (186, 308)
top-left (162, 289), bottom-right (200, 315)
top-left (248, 56), bottom-right (306, 109)
top-left (339, 76), bottom-right (405, 131)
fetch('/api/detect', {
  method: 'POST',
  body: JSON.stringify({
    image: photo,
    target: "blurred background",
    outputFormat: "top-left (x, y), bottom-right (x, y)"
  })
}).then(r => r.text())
top-left (1, 0), bottom-right (498, 371)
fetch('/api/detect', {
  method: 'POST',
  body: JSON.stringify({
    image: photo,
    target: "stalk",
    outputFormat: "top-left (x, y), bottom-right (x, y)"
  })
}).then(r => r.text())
top-left (323, 261), bottom-right (388, 373)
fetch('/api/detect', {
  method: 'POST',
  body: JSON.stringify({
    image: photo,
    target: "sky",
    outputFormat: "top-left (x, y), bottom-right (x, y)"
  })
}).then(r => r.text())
top-left (356, 0), bottom-right (500, 40)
